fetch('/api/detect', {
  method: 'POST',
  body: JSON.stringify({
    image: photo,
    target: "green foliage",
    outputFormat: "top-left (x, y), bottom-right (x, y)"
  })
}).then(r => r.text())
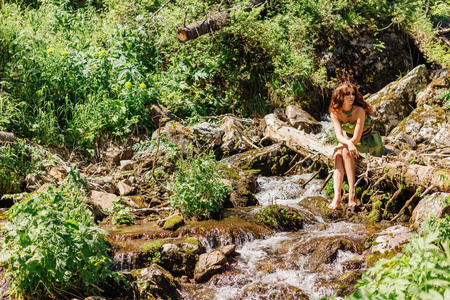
top-left (141, 240), bottom-right (163, 265)
top-left (1, 0), bottom-right (449, 152)
top-left (347, 195), bottom-right (450, 300)
top-left (0, 172), bottom-right (122, 299)
top-left (441, 90), bottom-right (450, 111)
top-left (0, 138), bottom-right (57, 199)
top-left (168, 152), bottom-right (232, 220)
top-left (107, 199), bottom-right (135, 225)
top-left (257, 204), bottom-right (303, 231)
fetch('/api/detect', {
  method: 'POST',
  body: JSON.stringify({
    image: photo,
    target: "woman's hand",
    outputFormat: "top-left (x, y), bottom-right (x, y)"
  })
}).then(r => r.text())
top-left (328, 144), bottom-right (345, 163)
top-left (347, 141), bottom-right (359, 159)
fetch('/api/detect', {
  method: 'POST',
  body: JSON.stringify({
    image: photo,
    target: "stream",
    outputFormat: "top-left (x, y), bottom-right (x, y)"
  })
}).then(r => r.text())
top-left (180, 174), bottom-right (375, 300)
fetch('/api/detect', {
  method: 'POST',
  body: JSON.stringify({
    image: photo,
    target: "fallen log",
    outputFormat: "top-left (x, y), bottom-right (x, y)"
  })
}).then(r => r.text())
top-left (177, 0), bottom-right (265, 42)
top-left (261, 114), bottom-right (450, 193)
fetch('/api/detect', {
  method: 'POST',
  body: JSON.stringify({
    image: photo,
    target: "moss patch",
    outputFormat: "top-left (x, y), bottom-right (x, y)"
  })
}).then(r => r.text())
top-left (163, 214), bottom-right (185, 231)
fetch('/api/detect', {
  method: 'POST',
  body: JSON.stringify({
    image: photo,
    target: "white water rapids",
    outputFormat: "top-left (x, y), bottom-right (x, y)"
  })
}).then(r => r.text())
top-left (181, 175), bottom-right (372, 300)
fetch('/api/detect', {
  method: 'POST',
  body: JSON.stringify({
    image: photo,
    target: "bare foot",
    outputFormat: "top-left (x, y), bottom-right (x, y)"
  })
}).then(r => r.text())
top-left (328, 197), bottom-right (342, 210)
top-left (348, 190), bottom-right (357, 207)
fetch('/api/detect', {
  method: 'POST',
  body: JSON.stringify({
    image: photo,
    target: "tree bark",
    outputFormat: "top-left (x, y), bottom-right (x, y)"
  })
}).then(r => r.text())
top-left (261, 114), bottom-right (450, 193)
top-left (177, 0), bottom-right (265, 42)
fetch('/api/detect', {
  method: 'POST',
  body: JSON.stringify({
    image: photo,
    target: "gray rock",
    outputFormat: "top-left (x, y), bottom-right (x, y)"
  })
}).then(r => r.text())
top-left (285, 105), bottom-right (322, 134)
top-left (88, 190), bottom-right (118, 211)
top-left (220, 116), bottom-right (250, 155)
top-left (367, 65), bottom-right (429, 135)
top-left (411, 192), bottom-right (450, 229)
top-left (370, 225), bottom-right (414, 254)
top-left (389, 105), bottom-right (448, 146)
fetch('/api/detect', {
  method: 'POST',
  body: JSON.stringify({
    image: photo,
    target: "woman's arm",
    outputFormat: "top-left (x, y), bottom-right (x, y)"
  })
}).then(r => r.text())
top-left (348, 107), bottom-right (366, 145)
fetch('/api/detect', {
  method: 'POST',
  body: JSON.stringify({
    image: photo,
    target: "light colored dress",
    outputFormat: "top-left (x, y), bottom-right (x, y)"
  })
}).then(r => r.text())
top-left (340, 116), bottom-right (386, 158)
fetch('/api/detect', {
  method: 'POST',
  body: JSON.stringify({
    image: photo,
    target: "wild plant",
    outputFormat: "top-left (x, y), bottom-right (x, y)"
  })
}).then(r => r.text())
top-left (0, 169), bottom-right (122, 299)
top-left (107, 199), bottom-right (135, 225)
top-left (168, 152), bottom-right (232, 220)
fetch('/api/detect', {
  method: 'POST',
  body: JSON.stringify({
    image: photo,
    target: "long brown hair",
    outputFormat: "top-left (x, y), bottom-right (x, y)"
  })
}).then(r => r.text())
top-left (329, 81), bottom-right (373, 116)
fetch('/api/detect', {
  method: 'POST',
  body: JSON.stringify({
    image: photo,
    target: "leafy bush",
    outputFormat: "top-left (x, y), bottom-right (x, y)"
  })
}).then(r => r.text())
top-left (257, 204), bottom-right (304, 231)
top-left (347, 195), bottom-right (450, 300)
top-left (0, 171), bottom-right (121, 299)
top-left (107, 199), bottom-right (135, 225)
top-left (168, 153), bottom-right (232, 220)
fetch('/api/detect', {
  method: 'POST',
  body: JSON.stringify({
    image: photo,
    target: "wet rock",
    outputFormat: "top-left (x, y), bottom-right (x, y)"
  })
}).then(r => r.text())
top-left (219, 244), bottom-right (237, 257)
top-left (306, 238), bottom-right (363, 271)
top-left (161, 214), bottom-right (185, 231)
top-left (194, 249), bottom-right (227, 283)
top-left (416, 72), bottom-right (450, 107)
top-left (366, 225), bottom-right (414, 267)
top-left (192, 122), bottom-right (224, 147)
top-left (298, 196), bottom-right (345, 222)
top-left (257, 205), bottom-right (303, 231)
top-left (234, 282), bottom-right (310, 300)
top-left (411, 192), bottom-right (450, 229)
top-left (335, 270), bottom-right (363, 297)
top-left (224, 166), bottom-right (258, 208)
top-left (367, 65), bottom-right (429, 135)
top-left (224, 144), bottom-right (294, 176)
top-left (132, 264), bottom-right (181, 300)
top-left (285, 105), bottom-right (322, 134)
top-left (389, 105), bottom-right (448, 146)
top-left (341, 254), bottom-right (366, 271)
top-left (220, 116), bottom-right (252, 155)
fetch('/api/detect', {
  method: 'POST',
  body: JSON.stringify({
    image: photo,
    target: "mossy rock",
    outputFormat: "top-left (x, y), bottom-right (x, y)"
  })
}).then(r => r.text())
top-left (162, 214), bottom-right (185, 231)
top-left (335, 270), bottom-right (364, 297)
top-left (257, 204), bottom-right (303, 232)
top-left (299, 196), bottom-right (344, 222)
top-left (366, 249), bottom-right (399, 268)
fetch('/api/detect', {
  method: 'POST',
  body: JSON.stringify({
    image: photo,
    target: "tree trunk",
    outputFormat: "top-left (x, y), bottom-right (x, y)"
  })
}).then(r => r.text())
top-left (261, 114), bottom-right (450, 193)
top-left (177, 0), bottom-right (265, 42)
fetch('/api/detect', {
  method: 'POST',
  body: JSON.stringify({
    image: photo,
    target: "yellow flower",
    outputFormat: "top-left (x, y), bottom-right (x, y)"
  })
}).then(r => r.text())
top-left (139, 83), bottom-right (147, 89)
top-left (46, 48), bottom-right (54, 53)
top-left (60, 50), bottom-right (69, 55)
top-left (125, 82), bottom-right (132, 88)
top-left (99, 50), bottom-right (107, 55)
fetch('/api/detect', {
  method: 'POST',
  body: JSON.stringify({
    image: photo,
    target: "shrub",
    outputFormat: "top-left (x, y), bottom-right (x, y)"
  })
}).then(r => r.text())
top-left (168, 153), bottom-right (232, 220)
top-left (257, 204), bottom-right (304, 231)
top-left (0, 170), bottom-right (122, 299)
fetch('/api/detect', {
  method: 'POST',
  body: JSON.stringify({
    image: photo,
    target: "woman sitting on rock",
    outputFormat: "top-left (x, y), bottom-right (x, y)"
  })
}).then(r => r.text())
top-left (327, 79), bottom-right (386, 210)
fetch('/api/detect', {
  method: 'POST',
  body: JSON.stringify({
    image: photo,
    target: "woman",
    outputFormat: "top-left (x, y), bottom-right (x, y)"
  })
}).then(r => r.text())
top-left (327, 80), bottom-right (386, 210)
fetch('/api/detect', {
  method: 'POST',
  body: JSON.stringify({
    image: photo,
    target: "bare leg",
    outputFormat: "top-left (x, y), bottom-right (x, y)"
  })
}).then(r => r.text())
top-left (342, 148), bottom-right (357, 206)
top-left (328, 153), bottom-right (344, 210)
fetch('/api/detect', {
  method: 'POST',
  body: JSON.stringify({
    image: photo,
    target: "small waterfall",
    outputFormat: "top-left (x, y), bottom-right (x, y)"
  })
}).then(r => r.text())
top-left (181, 175), bottom-right (373, 300)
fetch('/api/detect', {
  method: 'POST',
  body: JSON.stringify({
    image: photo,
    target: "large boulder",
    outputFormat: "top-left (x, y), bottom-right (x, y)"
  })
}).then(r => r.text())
top-left (367, 65), bottom-right (430, 135)
top-left (285, 105), bottom-right (322, 134)
top-left (411, 192), bottom-right (450, 229)
top-left (389, 105), bottom-right (448, 147)
top-left (416, 71), bottom-right (450, 107)
top-left (224, 166), bottom-right (258, 208)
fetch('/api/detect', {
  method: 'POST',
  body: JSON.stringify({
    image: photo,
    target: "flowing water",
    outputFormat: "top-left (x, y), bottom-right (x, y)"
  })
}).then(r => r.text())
top-left (180, 175), bottom-right (374, 300)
